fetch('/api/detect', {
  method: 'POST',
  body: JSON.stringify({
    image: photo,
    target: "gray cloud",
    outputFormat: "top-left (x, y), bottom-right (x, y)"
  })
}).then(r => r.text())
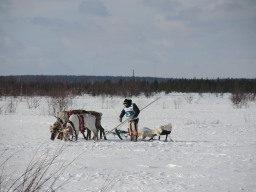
top-left (31, 17), bottom-right (56, 26)
top-left (142, 0), bottom-right (181, 12)
top-left (78, 0), bottom-right (109, 17)
top-left (0, 0), bottom-right (11, 12)
top-left (0, 31), bottom-right (23, 54)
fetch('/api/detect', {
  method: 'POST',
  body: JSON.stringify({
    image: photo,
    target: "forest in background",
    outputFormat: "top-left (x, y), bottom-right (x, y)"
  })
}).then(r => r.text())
top-left (0, 75), bottom-right (255, 113)
top-left (0, 75), bottom-right (255, 97)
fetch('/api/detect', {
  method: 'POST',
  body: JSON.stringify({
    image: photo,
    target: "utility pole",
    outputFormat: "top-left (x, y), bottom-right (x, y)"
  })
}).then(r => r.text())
top-left (132, 69), bottom-right (135, 82)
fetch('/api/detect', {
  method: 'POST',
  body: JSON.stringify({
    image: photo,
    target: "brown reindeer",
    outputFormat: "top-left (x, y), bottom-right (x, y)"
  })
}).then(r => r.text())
top-left (86, 111), bottom-right (107, 140)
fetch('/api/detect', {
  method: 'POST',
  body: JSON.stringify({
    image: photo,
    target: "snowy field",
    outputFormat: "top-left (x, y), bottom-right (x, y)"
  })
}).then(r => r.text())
top-left (0, 93), bottom-right (256, 192)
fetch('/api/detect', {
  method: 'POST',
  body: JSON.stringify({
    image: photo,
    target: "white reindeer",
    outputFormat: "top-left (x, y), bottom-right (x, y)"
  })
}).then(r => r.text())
top-left (63, 114), bottom-right (98, 141)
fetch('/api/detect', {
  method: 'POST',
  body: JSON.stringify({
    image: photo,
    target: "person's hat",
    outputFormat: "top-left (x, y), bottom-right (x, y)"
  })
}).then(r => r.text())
top-left (123, 99), bottom-right (132, 106)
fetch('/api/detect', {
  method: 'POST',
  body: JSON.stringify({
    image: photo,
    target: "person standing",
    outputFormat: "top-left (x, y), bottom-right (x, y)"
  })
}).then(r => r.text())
top-left (119, 99), bottom-right (140, 141)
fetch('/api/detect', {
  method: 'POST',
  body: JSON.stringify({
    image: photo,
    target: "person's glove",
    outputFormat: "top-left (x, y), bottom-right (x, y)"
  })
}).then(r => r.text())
top-left (119, 118), bottom-right (122, 122)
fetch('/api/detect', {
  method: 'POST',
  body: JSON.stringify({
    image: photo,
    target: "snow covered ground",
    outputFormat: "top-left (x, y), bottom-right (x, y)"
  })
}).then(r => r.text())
top-left (0, 93), bottom-right (256, 192)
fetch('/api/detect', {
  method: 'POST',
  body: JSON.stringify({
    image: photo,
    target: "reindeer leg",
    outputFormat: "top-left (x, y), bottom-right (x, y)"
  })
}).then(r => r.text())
top-left (82, 132), bottom-right (87, 140)
top-left (50, 134), bottom-right (56, 140)
top-left (92, 130), bottom-right (98, 141)
top-left (89, 130), bottom-right (92, 140)
top-left (87, 129), bottom-right (91, 140)
top-left (100, 127), bottom-right (107, 140)
top-left (59, 132), bottom-right (64, 140)
top-left (103, 129), bottom-right (107, 140)
top-left (99, 127), bottom-right (103, 139)
top-left (164, 134), bottom-right (168, 142)
top-left (96, 130), bottom-right (99, 141)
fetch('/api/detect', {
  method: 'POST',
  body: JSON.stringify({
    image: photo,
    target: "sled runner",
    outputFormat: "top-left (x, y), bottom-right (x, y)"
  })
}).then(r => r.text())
top-left (107, 128), bottom-right (128, 140)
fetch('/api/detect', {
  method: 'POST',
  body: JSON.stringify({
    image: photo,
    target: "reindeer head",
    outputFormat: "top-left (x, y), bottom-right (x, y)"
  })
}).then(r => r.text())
top-left (50, 118), bottom-right (64, 140)
top-left (62, 125), bottom-right (73, 141)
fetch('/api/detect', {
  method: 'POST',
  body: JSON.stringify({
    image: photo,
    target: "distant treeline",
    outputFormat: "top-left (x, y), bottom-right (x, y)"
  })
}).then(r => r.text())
top-left (0, 75), bottom-right (255, 97)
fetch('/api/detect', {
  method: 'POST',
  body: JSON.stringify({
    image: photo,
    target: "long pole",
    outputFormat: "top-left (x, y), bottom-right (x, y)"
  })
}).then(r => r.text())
top-left (102, 96), bottom-right (161, 139)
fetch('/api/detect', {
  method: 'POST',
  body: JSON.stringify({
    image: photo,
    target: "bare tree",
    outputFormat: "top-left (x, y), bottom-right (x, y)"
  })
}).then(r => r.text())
top-left (185, 94), bottom-right (193, 104)
top-left (230, 92), bottom-right (248, 108)
top-left (26, 96), bottom-right (41, 109)
top-left (99, 171), bottom-right (119, 192)
top-left (47, 82), bottom-right (74, 115)
top-left (5, 97), bottom-right (18, 114)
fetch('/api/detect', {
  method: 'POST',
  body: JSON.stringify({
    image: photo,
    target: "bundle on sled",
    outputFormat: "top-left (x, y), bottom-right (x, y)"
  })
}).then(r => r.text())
top-left (138, 123), bottom-right (173, 142)
top-left (50, 110), bottom-right (107, 141)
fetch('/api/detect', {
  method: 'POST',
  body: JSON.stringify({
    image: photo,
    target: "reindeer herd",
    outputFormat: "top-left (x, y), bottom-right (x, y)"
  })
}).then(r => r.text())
top-left (50, 110), bottom-right (107, 142)
top-left (50, 110), bottom-right (173, 142)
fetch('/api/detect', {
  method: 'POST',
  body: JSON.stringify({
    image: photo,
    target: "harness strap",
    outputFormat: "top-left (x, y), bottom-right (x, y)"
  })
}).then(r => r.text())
top-left (77, 114), bottom-right (85, 133)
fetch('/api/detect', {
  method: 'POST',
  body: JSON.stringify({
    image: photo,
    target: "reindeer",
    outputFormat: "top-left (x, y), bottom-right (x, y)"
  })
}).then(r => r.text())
top-left (50, 119), bottom-right (64, 140)
top-left (86, 111), bottom-right (107, 140)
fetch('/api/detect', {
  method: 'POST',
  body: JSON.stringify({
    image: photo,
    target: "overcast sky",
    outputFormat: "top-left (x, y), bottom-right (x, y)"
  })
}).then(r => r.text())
top-left (0, 0), bottom-right (255, 78)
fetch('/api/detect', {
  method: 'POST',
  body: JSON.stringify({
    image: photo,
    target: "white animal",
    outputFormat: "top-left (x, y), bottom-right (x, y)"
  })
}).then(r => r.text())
top-left (138, 123), bottom-right (173, 141)
top-left (138, 127), bottom-right (156, 140)
top-left (63, 114), bottom-right (98, 141)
